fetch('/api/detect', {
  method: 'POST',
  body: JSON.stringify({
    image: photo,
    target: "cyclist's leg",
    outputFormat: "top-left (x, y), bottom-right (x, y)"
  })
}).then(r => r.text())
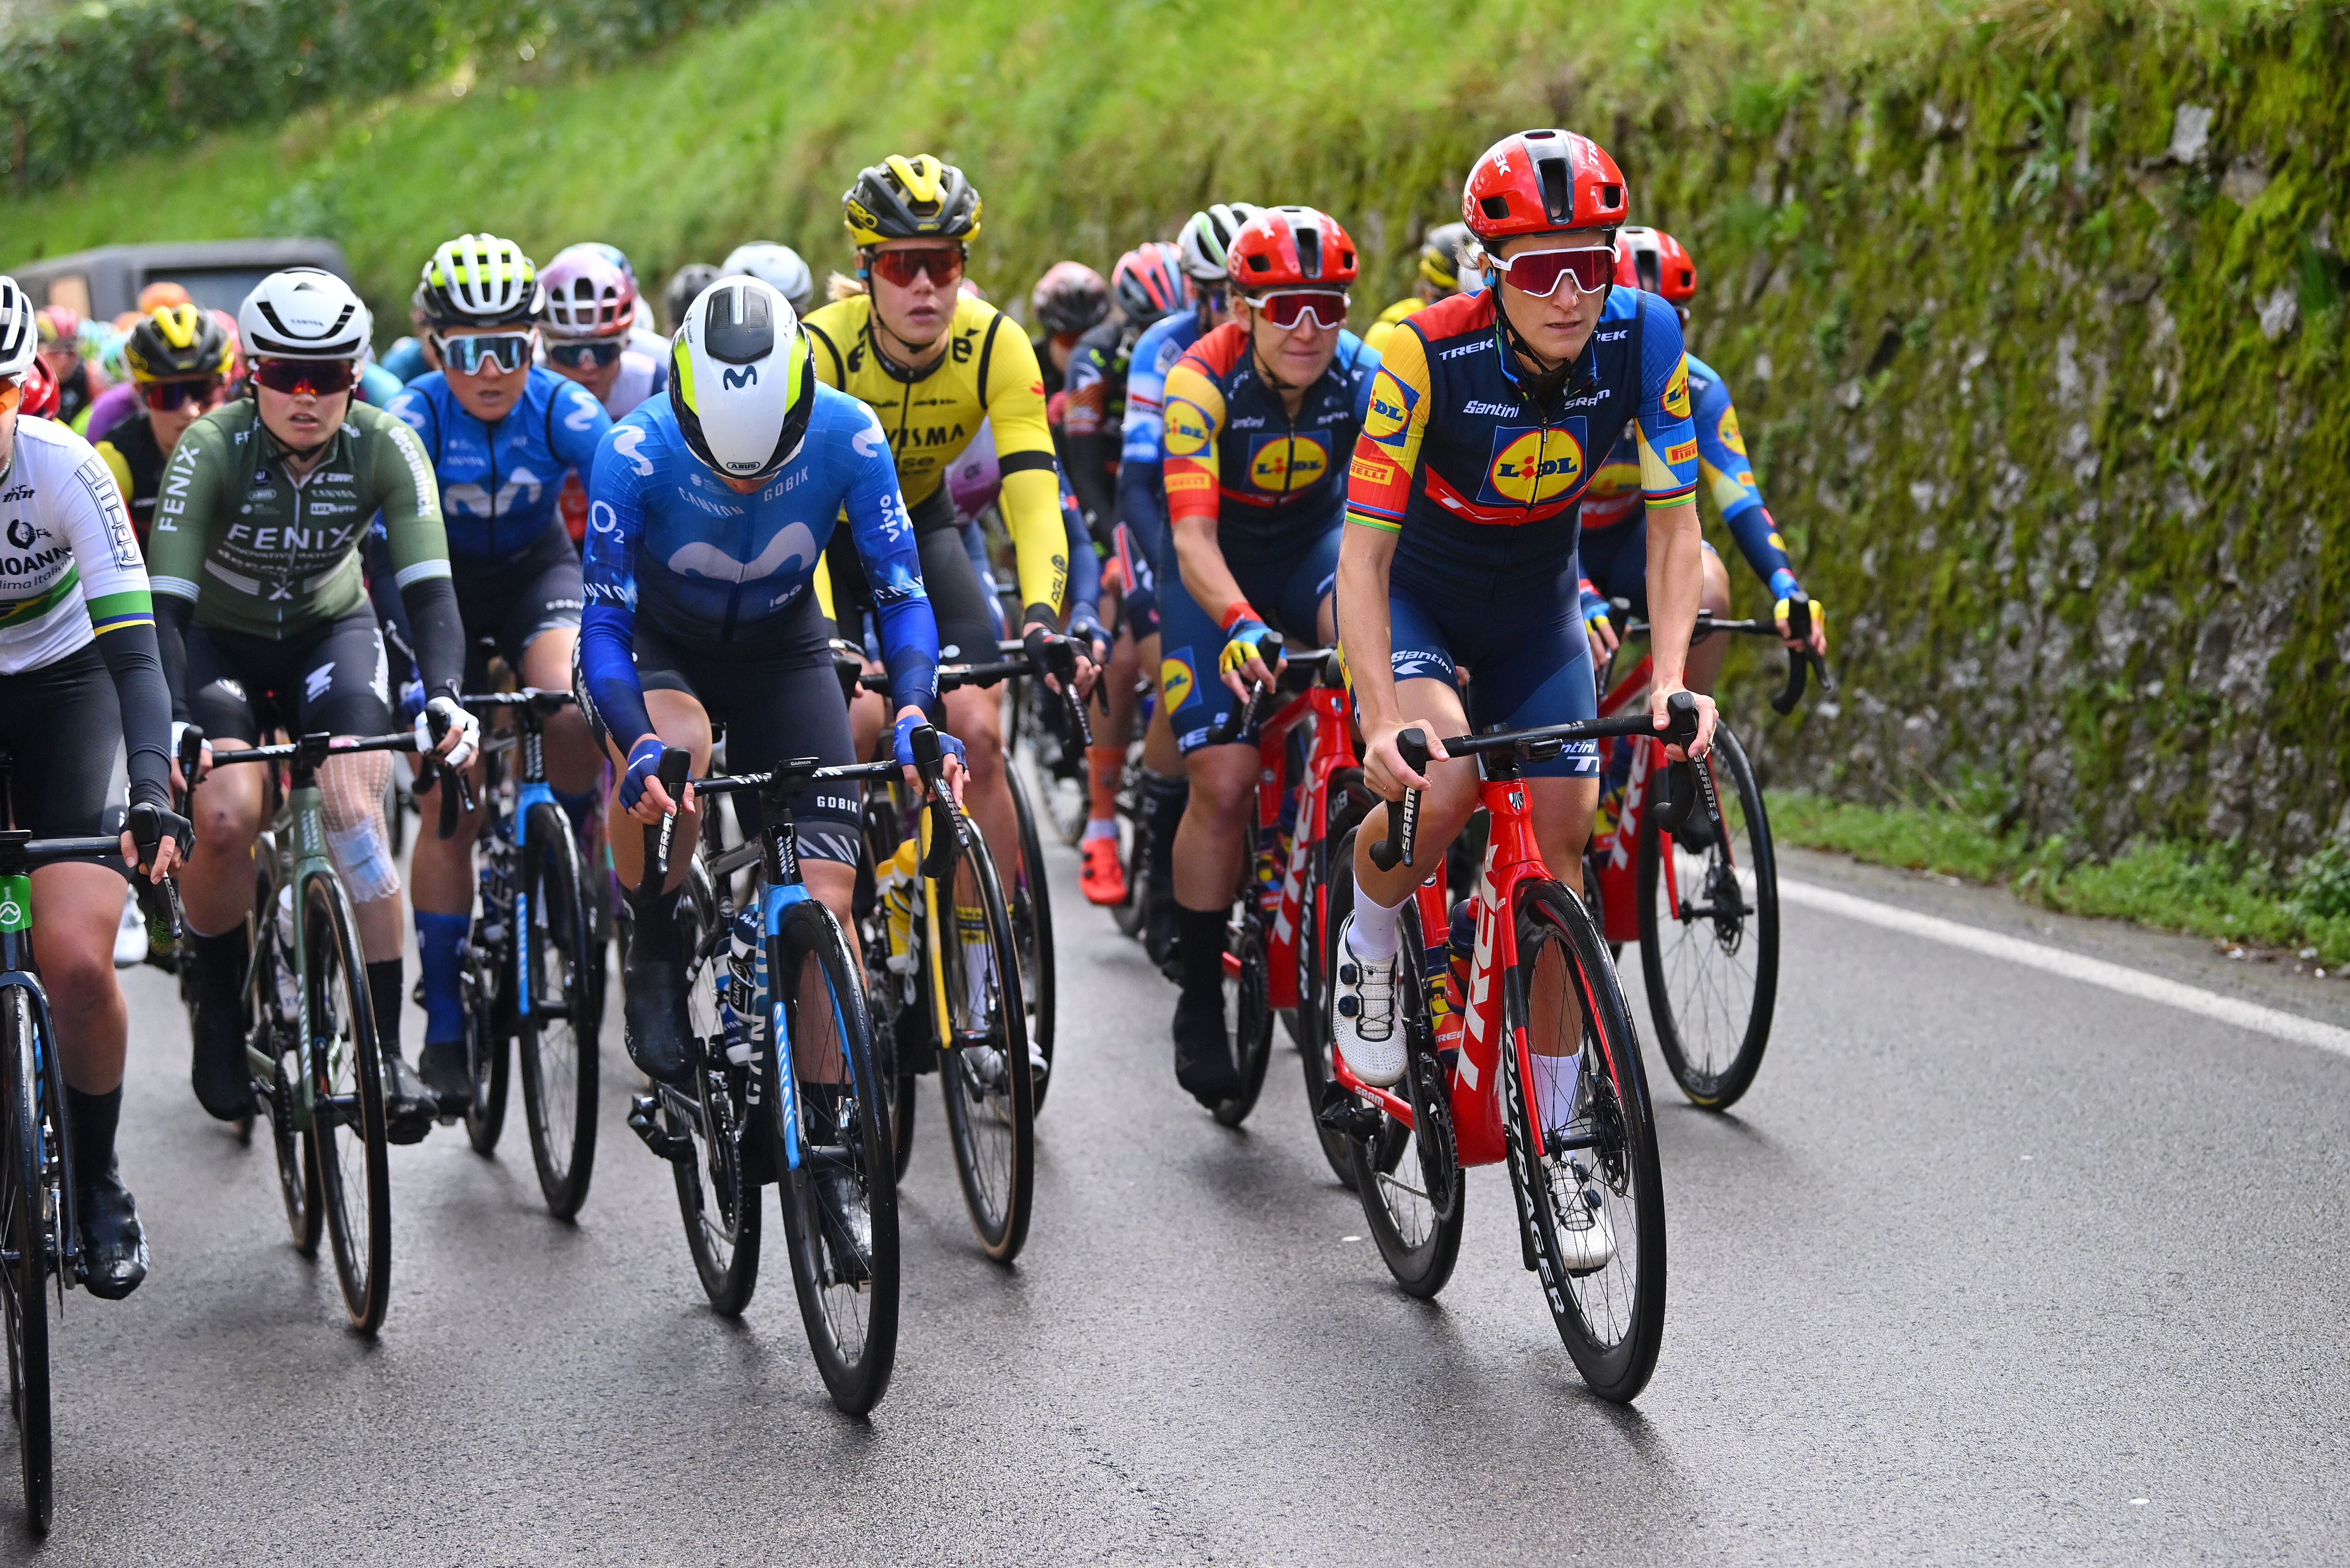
top-left (179, 631), bottom-right (273, 1119)
top-left (508, 539), bottom-right (599, 796)
top-left (915, 522), bottom-right (1020, 897)
top-left (408, 596), bottom-right (501, 1095)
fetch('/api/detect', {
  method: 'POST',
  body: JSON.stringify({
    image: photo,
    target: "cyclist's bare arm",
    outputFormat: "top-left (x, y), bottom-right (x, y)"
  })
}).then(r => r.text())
top-left (1644, 496), bottom-right (1718, 759)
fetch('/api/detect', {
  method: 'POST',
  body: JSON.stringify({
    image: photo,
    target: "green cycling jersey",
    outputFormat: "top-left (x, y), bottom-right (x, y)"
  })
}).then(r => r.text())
top-left (147, 398), bottom-right (451, 639)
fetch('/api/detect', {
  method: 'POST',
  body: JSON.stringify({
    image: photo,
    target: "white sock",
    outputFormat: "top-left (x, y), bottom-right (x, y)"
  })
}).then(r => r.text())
top-left (1533, 1051), bottom-right (1582, 1130)
top-left (1347, 891), bottom-right (1405, 963)
top-left (1082, 818), bottom-right (1119, 841)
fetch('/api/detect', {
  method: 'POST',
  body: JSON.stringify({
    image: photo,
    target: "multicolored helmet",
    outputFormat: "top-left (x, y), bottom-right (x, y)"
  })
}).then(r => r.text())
top-left (1613, 226), bottom-right (1697, 307)
top-left (1030, 261), bottom-right (1110, 337)
top-left (1112, 241), bottom-right (1186, 325)
top-left (540, 244), bottom-right (640, 340)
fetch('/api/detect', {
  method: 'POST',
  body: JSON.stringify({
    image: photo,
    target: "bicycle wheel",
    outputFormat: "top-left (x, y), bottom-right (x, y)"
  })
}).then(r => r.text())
top-left (934, 832), bottom-right (1035, 1262)
top-left (856, 792), bottom-right (919, 1182)
top-left (1306, 828), bottom-right (1367, 1187)
top-left (1505, 880), bottom-right (1666, 1405)
top-left (666, 860), bottom-right (760, 1313)
top-left (1638, 724), bottom-right (1779, 1110)
top-left (518, 804), bottom-right (599, 1218)
top-left (461, 936), bottom-right (510, 1156)
top-left (251, 896), bottom-right (321, 1257)
top-left (1111, 768), bottom-right (1149, 940)
top-left (1004, 762), bottom-right (1056, 1111)
top-left (0, 987), bottom-right (52, 1532)
top-left (1209, 908), bottom-right (1275, 1127)
top-left (1343, 900), bottom-right (1465, 1297)
top-left (772, 901), bottom-right (900, 1415)
top-left (305, 874), bottom-right (391, 1334)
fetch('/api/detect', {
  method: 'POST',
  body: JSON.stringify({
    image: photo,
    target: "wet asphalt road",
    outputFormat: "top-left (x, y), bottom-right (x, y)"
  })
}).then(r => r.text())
top-left (8, 824), bottom-right (2349, 1565)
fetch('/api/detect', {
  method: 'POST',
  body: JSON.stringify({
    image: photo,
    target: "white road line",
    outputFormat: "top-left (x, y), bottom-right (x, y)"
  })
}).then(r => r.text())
top-left (1780, 877), bottom-right (2350, 1060)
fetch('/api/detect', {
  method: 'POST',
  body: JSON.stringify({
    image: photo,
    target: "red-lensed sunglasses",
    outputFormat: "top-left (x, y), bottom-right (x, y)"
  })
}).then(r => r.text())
top-left (867, 246), bottom-right (966, 290)
top-left (251, 358), bottom-right (358, 397)
top-left (141, 378), bottom-right (224, 413)
top-left (1245, 290), bottom-right (1350, 331)
top-left (1484, 245), bottom-right (1616, 299)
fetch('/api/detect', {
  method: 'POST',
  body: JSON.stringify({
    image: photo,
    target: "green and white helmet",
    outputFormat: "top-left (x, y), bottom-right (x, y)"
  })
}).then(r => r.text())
top-left (419, 233), bottom-right (544, 329)
top-left (1176, 203), bottom-right (1262, 282)
top-left (668, 275), bottom-right (815, 482)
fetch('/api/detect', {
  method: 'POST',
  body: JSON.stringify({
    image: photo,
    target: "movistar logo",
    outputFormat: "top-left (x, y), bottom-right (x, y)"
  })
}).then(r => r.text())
top-left (722, 365), bottom-right (758, 390)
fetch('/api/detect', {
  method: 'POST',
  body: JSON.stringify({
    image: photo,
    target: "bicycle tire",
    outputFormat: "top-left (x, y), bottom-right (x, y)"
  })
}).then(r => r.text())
top-left (252, 883), bottom-right (321, 1257)
top-left (1111, 778), bottom-right (1149, 940)
top-left (772, 901), bottom-right (900, 1415)
top-left (1004, 762), bottom-right (1056, 1112)
top-left (668, 859), bottom-right (761, 1313)
top-left (462, 950), bottom-right (510, 1156)
top-left (1342, 898), bottom-right (1465, 1297)
top-left (1637, 723), bottom-right (1779, 1110)
top-left (935, 831), bottom-right (1035, 1262)
top-left (304, 873), bottom-right (392, 1334)
top-left (1505, 880), bottom-right (1666, 1405)
top-left (518, 803), bottom-right (599, 1218)
top-left (1307, 829), bottom-right (1368, 1188)
top-left (855, 792), bottom-right (919, 1182)
top-left (1210, 908), bottom-right (1276, 1127)
top-left (0, 987), bottom-right (52, 1532)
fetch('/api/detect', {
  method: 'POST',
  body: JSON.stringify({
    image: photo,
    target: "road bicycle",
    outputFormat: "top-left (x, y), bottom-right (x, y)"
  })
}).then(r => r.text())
top-left (0, 764), bottom-right (176, 1533)
top-left (1320, 696), bottom-right (1706, 1405)
top-left (621, 743), bottom-right (903, 1414)
top-left (852, 707), bottom-right (1035, 1262)
top-left (204, 726), bottom-right (443, 1335)
top-left (1589, 596), bottom-right (1829, 1109)
top-left (435, 689), bottom-right (601, 1217)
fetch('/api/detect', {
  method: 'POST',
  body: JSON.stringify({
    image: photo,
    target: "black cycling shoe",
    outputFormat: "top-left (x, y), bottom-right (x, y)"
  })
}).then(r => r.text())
top-left (1672, 807), bottom-right (1718, 851)
top-left (1172, 990), bottom-right (1240, 1106)
top-left (187, 928), bottom-right (253, 1122)
top-left (623, 905), bottom-right (696, 1088)
top-left (419, 1037), bottom-right (472, 1108)
top-left (379, 1051), bottom-right (437, 1144)
top-left (76, 1166), bottom-right (149, 1301)
top-left (1143, 884), bottom-right (1181, 978)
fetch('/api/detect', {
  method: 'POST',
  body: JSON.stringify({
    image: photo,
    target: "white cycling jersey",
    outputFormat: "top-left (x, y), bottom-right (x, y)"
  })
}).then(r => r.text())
top-left (0, 414), bottom-right (153, 676)
top-left (599, 348), bottom-right (667, 420)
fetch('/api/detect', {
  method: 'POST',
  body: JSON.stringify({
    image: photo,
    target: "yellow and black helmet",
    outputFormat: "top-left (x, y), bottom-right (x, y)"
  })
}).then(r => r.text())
top-left (123, 303), bottom-right (234, 384)
top-left (843, 154), bottom-right (983, 246)
top-left (1419, 222), bottom-right (1472, 292)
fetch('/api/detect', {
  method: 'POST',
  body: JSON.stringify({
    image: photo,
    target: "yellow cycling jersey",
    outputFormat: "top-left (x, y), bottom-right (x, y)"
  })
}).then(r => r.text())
top-left (1361, 296), bottom-right (1427, 358)
top-left (801, 291), bottom-right (1066, 617)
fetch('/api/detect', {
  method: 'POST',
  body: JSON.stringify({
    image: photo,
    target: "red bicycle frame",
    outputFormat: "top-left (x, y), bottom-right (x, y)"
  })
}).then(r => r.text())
top-left (1241, 673), bottom-right (1359, 1009)
top-left (1587, 650), bottom-right (1728, 947)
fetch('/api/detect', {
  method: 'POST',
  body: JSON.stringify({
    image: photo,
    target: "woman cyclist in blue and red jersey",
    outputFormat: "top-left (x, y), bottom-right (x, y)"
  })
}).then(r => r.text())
top-left (1157, 206), bottom-right (1380, 1103)
top-left (1329, 133), bottom-right (1718, 1244)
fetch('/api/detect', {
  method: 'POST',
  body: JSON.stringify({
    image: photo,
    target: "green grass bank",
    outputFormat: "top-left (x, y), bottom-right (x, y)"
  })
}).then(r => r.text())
top-left (4, 0), bottom-right (2343, 879)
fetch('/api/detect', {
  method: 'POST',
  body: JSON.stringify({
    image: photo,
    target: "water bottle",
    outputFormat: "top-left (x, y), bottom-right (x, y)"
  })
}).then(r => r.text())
top-left (879, 838), bottom-right (920, 983)
top-left (274, 884), bottom-right (301, 1019)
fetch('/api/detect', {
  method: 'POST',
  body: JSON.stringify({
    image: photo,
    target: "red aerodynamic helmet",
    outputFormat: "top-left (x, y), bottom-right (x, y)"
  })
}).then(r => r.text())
top-left (1614, 226), bottom-right (1697, 306)
top-left (1462, 129), bottom-right (1628, 242)
top-left (21, 356), bottom-right (60, 420)
top-left (1226, 206), bottom-right (1359, 291)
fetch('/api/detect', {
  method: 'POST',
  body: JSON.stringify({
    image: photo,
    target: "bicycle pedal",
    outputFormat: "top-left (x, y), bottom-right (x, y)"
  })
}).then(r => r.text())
top-left (626, 1093), bottom-right (691, 1164)
top-left (1315, 1077), bottom-right (1383, 1141)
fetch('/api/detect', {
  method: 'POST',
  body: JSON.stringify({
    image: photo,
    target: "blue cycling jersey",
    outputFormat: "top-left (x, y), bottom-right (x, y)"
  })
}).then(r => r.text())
top-left (386, 367), bottom-right (611, 562)
top-left (577, 384), bottom-right (940, 750)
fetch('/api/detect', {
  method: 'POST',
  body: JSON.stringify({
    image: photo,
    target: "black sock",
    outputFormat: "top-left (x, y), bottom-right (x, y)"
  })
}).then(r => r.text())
top-left (366, 958), bottom-right (405, 1060)
top-left (1142, 772), bottom-right (1188, 883)
top-left (190, 924), bottom-right (248, 1011)
top-left (66, 1085), bottom-right (122, 1190)
top-left (1176, 905), bottom-right (1227, 999)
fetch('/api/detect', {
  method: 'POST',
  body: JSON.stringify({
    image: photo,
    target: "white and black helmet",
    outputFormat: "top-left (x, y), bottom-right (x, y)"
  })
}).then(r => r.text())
top-left (419, 233), bottom-right (544, 329)
top-left (1176, 202), bottom-right (1262, 282)
top-left (718, 243), bottom-right (815, 317)
top-left (0, 276), bottom-right (37, 381)
top-left (239, 268), bottom-right (374, 361)
top-left (668, 276), bottom-right (816, 482)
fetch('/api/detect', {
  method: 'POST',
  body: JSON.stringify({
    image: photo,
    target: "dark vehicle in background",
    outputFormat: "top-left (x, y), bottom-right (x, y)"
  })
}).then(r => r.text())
top-left (6, 238), bottom-right (351, 321)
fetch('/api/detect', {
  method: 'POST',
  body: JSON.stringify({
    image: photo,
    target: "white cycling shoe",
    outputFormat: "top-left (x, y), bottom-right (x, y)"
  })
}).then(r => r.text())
top-left (1331, 914), bottom-right (1406, 1088)
top-left (112, 889), bottom-right (147, 969)
top-left (1552, 1189), bottom-right (1619, 1275)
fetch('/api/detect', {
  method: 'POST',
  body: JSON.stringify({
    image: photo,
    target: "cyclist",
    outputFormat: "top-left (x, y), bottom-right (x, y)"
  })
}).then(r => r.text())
top-left (1030, 261), bottom-right (1111, 403)
top-left (1577, 226), bottom-right (1829, 690)
top-left (802, 153), bottom-right (1089, 902)
top-left (1157, 206), bottom-right (1379, 1103)
top-left (576, 274), bottom-right (961, 1085)
top-left (384, 235), bottom-right (611, 1106)
top-left (35, 307), bottom-right (107, 428)
top-left (1117, 203), bottom-right (1255, 958)
top-left (153, 267), bottom-right (480, 1141)
top-left (720, 243), bottom-right (816, 317)
top-left (540, 243), bottom-right (669, 419)
top-left (1329, 133), bottom-right (1717, 1246)
top-left (1067, 241), bottom-right (1184, 904)
top-left (661, 263), bottom-right (722, 334)
top-left (0, 278), bottom-right (189, 1299)
top-left (1362, 221), bottom-right (1473, 356)
top-left (94, 304), bottom-right (235, 549)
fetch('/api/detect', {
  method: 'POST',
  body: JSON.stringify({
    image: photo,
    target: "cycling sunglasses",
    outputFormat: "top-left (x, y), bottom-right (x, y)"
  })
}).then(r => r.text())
top-left (433, 330), bottom-right (536, 375)
top-left (0, 379), bottom-right (19, 416)
top-left (547, 340), bottom-right (625, 370)
top-left (867, 246), bottom-right (965, 290)
top-left (1484, 245), bottom-right (1616, 299)
top-left (1245, 290), bottom-right (1350, 331)
top-left (251, 358), bottom-right (358, 396)
top-left (142, 377), bottom-right (223, 413)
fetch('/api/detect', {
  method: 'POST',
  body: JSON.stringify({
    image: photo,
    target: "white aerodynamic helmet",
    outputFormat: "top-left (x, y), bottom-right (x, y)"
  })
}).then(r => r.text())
top-left (1176, 202), bottom-right (1262, 282)
top-left (238, 269), bottom-right (373, 361)
top-left (668, 275), bottom-right (815, 482)
top-left (719, 243), bottom-right (815, 316)
top-left (0, 277), bottom-right (38, 381)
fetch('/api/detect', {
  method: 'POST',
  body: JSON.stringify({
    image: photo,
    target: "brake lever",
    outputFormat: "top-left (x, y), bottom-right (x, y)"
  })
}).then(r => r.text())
top-left (910, 725), bottom-right (966, 880)
top-left (1367, 728), bottom-right (1428, 873)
